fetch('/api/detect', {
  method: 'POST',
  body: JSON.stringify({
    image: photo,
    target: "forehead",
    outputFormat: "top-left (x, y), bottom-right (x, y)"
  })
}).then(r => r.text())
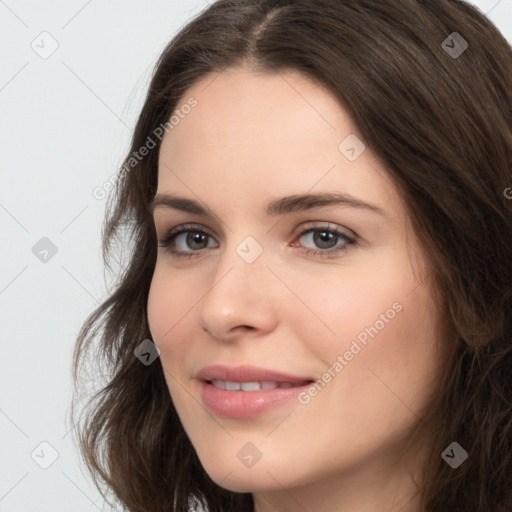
top-left (156, 65), bottom-right (402, 220)
top-left (160, 65), bottom-right (350, 155)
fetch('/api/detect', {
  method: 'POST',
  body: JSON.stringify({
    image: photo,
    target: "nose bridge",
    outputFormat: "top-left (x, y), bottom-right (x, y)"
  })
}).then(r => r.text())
top-left (212, 228), bottom-right (268, 285)
top-left (209, 232), bottom-right (269, 303)
top-left (197, 231), bottom-right (277, 338)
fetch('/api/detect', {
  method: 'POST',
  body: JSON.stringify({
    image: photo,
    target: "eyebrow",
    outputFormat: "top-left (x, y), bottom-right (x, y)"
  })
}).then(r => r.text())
top-left (149, 192), bottom-right (389, 218)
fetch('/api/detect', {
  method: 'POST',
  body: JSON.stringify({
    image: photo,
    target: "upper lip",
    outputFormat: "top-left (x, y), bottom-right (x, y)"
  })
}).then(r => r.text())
top-left (196, 364), bottom-right (314, 383)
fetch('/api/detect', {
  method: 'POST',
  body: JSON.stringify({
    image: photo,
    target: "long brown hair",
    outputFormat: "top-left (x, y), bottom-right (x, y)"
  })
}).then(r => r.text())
top-left (72, 1), bottom-right (512, 510)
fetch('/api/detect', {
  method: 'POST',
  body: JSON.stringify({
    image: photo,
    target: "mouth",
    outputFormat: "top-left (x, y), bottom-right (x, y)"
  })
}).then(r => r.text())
top-left (196, 363), bottom-right (315, 384)
top-left (196, 364), bottom-right (316, 418)
top-left (206, 379), bottom-right (312, 391)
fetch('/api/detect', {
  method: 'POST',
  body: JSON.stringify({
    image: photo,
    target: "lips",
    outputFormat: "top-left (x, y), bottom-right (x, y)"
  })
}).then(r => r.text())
top-left (196, 364), bottom-right (316, 418)
top-left (196, 364), bottom-right (314, 385)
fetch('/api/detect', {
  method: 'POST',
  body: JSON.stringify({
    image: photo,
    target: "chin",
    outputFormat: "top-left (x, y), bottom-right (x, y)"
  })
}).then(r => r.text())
top-left (196, 446), bottom-right (313, 493)
top-left (207, 467), bottom-right (285, 493)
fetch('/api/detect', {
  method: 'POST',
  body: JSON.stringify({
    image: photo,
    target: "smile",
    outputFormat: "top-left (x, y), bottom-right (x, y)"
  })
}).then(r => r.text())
top-left (209, 380), bottom-right (311, 391)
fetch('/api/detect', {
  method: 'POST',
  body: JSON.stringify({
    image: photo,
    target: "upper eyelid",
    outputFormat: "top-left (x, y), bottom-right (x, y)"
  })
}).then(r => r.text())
top-left (161, 222), bottom-right (215, 238)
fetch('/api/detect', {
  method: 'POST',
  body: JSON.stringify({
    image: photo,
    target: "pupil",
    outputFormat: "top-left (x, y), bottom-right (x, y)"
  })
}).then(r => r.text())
top-left (315, 231), bottom-right (336, 249)
top-left (188, 232), bottom-right (206, 249)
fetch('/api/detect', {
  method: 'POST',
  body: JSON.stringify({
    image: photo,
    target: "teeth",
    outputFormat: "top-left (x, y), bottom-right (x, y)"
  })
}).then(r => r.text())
top-left (210, 380), bottom-right (307, 391)
top-left (211, 379), bottom-right (226, 390)
top-left (240, 382), bottom-right (260, 391)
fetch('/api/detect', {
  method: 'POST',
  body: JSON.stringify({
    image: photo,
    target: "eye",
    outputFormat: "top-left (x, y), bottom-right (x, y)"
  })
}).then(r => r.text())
top-left (158, 223), bottom-right (217, 259)
top-left (157, 222), bottom-right (358, 260)
top-left (292, 222), bottom-right (357, 258)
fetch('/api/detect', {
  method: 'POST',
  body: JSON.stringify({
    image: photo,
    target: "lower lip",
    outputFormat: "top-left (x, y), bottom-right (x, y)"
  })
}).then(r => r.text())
top-left (199, 380), bottom-right (312, 418)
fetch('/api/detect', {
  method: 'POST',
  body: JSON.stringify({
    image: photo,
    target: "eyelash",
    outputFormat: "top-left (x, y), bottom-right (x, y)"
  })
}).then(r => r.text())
top-left (157, 222), bottom-right (358, 260)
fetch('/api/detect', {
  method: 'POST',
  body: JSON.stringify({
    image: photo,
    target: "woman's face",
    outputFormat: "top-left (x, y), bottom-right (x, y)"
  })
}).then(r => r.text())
top-left (147, 65), bottom-right (444, 508)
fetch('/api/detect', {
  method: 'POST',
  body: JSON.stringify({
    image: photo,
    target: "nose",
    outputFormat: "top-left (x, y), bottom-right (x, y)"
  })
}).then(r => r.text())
top-left (197, 239), bottom-right (279, 342)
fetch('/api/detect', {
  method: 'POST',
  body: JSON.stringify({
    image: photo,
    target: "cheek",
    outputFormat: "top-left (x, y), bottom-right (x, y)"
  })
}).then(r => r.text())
top-left (323, 283), bottom-right (440, 426)
top-left (287, 252), bottom-right (440, 402)
top-left (281, 252), bottom-right (413, 358)
top-left (147, 268), bottom-right (198, 413)
top-left (147, 266), bottom-right (192, 356)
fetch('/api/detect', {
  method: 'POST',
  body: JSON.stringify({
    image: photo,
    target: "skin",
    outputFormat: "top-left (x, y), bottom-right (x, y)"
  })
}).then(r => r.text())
top-left (147, 64), bottom-right (446, 512)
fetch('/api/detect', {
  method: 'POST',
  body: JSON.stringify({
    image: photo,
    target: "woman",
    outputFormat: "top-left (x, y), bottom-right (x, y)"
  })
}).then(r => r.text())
top-left (72, 0), bottom-right (512, 511)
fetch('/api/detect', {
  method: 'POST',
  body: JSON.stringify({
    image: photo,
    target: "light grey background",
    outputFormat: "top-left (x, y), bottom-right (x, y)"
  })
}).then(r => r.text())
top-left (0, 1), bottom-right (511, 510)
